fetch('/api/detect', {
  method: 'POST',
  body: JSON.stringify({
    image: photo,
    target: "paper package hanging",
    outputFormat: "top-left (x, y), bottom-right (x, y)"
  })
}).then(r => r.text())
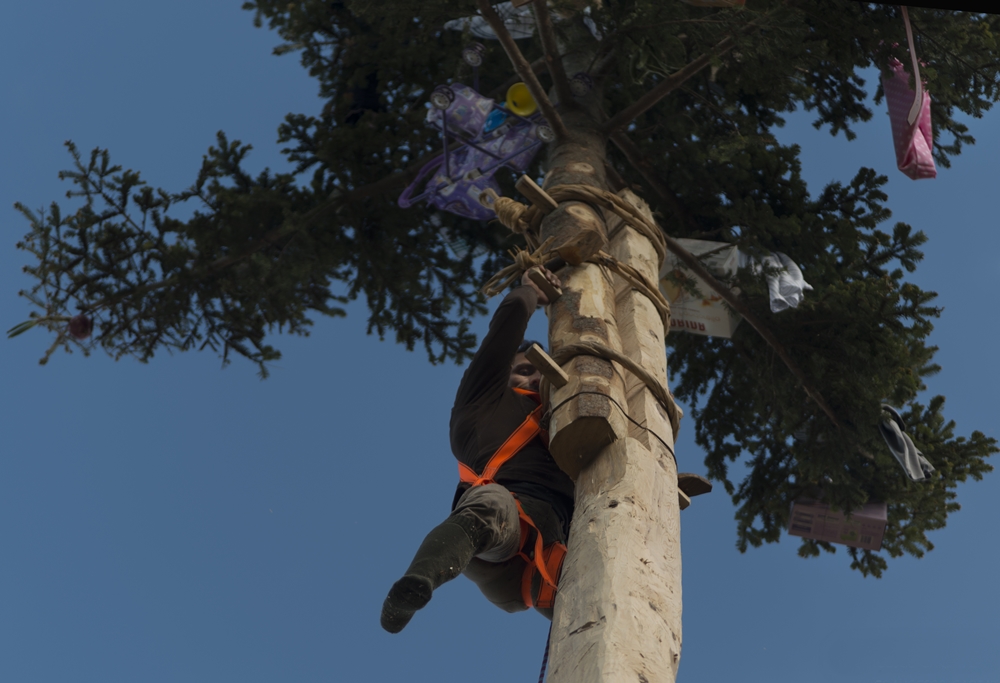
top-left (788, 499), bottom-right (887, 551)
top-left (659, 239), bottom-right (743, 338)
top-left (882, 6), bottom-right (936, 180)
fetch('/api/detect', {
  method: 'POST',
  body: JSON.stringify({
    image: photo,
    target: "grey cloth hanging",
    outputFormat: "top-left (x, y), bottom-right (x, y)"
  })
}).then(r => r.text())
top-left (878, 405), bottom-right (935, 482)
top-left (738, 251), bottom-right (814, 313)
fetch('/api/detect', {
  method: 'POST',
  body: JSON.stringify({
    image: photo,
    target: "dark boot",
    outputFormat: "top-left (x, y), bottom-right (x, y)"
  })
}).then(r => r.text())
top-left (380, 517), bottom-right (482, 633)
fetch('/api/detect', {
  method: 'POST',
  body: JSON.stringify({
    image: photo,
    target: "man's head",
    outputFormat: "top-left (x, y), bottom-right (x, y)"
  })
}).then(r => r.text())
top-left (509, 339), bottom-right (543, 392)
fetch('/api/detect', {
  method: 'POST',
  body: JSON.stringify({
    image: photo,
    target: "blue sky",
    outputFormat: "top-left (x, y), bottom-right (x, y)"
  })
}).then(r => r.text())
top-left (2, 3), bottom-right (998, 682)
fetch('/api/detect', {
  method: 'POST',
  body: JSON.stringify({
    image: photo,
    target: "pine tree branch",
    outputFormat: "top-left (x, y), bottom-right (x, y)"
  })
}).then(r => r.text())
top-left (601, 36), bottom-right (735, 135)
top-left (660, 232), bottom-right (844, 431)
top-left (78, 58), bottom-right (556, 318)
top-left (83, 154), bottom-right (428, 314)
top-left (909, 20), bottom-right (1000, 83)
top-left (609, 130), bottom-right (703, 236)
top-left (474, 0), bottom-right (570, 140)
top-left (531, 0), bottom-right (575, 109)
top-left (601, 1), bottom-right (790, 135)
top-left (554, 125), bottom-right (847, 429)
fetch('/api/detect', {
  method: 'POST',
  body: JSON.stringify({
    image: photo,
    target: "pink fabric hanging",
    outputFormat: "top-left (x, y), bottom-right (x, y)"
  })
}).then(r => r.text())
top-left (882, 6), bottom-right (936, 180)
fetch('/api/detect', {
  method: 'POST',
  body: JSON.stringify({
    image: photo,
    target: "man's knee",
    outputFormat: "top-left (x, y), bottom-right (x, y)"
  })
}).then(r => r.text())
top-left (451, 484), bottom-right (521, 562)
top-left (463, 557), bottom-right (530, 613)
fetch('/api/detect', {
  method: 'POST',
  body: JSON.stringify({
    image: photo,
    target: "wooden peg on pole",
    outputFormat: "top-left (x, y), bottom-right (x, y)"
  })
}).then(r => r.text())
top-left (677, 473), bottom-right (712, 510)
top-left (678, 473), bottom-right (713, 498)
top-left (524, 343), bottom-right (569, 389)
top-left (528, 269), bottom-right (563, 303)
top-left (516, 175), bottom-right (559, 215)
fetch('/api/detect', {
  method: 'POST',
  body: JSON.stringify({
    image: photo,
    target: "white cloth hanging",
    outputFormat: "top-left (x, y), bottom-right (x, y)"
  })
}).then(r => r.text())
top-left (738, 251), bottom-right (813, 313)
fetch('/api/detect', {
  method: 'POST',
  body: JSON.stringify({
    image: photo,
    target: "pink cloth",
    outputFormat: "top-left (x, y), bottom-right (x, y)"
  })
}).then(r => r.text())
top-left (882, 7), bottom-right (935, 181)
top-left (882, 57), bottom-right (936, 180)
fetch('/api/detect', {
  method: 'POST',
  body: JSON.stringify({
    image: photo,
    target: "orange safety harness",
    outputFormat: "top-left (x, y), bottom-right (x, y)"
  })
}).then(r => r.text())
top-left (457, 387), bottom-right (568, 610)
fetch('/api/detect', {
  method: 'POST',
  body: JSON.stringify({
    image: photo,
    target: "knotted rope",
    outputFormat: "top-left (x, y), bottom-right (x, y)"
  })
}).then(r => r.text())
top-left (480, 188), bottom-right (529, 234)
top-left (480, 185), bottom-right (671, 330)
top-left (481, 237), bottom-right (557, 298)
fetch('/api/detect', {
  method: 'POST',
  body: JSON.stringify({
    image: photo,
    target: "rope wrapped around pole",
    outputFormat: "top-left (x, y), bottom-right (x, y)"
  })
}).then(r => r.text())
top-left (480, 185), bottom-right (671, 318)
top-left (480, 184), bottom-right (668, 267)
top-left (589, 250), bottom-right (671, 333)
top-left (480, 187), bottom-right (680, 437)
top-left (550, 340), bottom-right (682, 438)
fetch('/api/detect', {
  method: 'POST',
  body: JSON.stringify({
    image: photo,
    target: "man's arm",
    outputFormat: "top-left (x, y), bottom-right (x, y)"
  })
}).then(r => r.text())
top-left (453, 267), bottom-right (561, 409)
top-left (453, 285), bottom-right (538, 409)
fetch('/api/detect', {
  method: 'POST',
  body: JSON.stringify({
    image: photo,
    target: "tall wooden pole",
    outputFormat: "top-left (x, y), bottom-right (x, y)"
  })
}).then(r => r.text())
top-left (476, 4), bottom-right (684, 678)
top-left (541, 123), bottom-right (683, 681)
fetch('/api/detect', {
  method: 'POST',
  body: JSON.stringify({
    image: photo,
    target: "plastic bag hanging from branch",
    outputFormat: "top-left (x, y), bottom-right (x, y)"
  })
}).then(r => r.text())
top-left (882, 6), bottom-right (937, 180)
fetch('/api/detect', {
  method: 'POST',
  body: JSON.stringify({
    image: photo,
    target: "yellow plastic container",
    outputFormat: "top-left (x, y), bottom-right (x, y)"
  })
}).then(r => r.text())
top-left (505, 82), bottom-right (538, 116)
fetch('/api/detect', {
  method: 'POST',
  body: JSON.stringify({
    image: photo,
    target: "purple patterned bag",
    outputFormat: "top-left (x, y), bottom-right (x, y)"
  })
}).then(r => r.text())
top-left (400, 81), bottom-right (547, 220)
top-left (398, 152), bottom-right (500, 221)
top-left (425, 83), bottom-right (495, 138)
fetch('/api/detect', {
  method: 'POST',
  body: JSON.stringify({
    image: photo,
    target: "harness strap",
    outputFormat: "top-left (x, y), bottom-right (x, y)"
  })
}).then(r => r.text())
top-left (457, 399), bottom-right (546, 488)
top-left (514, 497), bottom-right (565, 609)
top-left (533, 543), bottom-right (567, 610)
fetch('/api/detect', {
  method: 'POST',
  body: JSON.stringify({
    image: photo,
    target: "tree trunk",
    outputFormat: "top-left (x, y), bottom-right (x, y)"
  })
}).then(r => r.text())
top-left (543, 107), bottom-right (683, 679)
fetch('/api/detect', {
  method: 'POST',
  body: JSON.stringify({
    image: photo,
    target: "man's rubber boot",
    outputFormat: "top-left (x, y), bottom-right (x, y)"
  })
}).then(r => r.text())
top-left (380, 518), bottom-right (481, 634)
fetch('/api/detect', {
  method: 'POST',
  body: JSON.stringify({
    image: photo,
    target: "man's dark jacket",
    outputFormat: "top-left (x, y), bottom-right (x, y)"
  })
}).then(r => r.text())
top-left (450, 286), bottom-right (574, 532)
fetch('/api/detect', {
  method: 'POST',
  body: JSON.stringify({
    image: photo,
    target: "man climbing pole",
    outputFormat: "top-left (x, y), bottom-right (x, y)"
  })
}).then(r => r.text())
top-left (380, 265), bottom-right (569, 633)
